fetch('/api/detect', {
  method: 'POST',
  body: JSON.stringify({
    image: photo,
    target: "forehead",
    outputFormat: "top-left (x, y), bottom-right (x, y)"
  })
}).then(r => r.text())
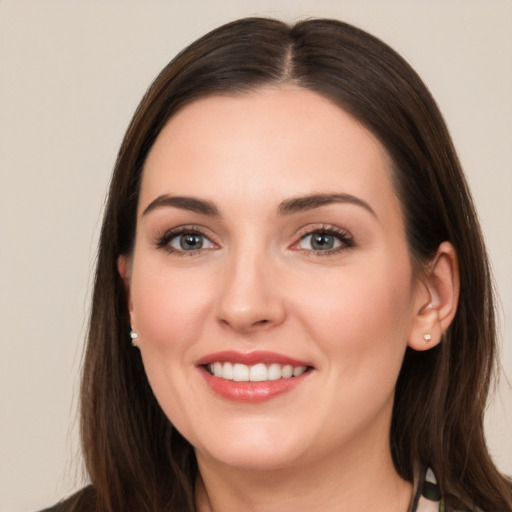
top-left (140, 87), bottom-right (399, 220)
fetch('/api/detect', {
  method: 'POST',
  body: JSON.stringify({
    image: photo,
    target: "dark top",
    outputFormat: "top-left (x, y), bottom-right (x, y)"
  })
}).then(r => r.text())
top-left (37, 466), bottom-right (478, 511)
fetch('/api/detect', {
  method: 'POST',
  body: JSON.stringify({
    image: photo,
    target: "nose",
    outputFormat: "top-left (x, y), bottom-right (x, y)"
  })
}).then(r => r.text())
top-left (215, 249), bottom-right (286, 333)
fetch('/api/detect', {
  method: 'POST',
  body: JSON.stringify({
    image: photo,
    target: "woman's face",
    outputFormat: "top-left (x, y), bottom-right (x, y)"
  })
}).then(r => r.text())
top-left (122, 87), bottom-right (426, 472)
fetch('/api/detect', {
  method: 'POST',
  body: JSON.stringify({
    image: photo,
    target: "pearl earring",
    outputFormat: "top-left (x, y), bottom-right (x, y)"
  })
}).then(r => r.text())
top-left (130, 329), bottom-right (139, 347)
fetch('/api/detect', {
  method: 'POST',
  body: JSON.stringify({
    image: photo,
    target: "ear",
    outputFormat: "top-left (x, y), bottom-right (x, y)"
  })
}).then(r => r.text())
top-left (117, 255), bottom-right (135, 326)
top-left (408, 241), bottom-right (460, 351)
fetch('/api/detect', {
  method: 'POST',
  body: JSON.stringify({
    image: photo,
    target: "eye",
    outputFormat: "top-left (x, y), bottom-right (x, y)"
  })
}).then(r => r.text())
top-left (298, 232), bottom-right (341, 251)
top-left (169, 232), bottom-right (215, 251)
top-left (293, 226), bottom-right (354, 254)
top-left (156, 227), bottom-right (217, 254)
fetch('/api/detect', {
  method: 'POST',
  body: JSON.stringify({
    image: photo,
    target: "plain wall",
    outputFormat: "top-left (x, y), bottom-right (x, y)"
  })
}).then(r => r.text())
top-left (1, 1), bottom-right (510, 510)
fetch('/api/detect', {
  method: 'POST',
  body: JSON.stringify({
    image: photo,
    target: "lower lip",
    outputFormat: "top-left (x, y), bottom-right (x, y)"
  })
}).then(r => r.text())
top-left (199, 367), bottom-right (311, 403)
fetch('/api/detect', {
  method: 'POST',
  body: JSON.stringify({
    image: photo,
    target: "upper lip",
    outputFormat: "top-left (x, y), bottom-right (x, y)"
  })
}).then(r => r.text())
top-left (196, 350), bottom-right (312, 368)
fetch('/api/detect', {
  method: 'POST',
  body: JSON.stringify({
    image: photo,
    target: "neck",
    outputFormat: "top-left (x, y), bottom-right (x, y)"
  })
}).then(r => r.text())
top-left (195, 430), bottom-right (412, 512)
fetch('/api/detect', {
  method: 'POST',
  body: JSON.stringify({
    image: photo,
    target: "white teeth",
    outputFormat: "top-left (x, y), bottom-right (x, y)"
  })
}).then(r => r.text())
top-left (208, 362), bottom-right (308, 382)
top-left (249, 363), bottom-right (268, 382)
top-left (293, 366), bottom-right (306, 377)
top-left (282, 364), bottom-right (293, 378)
top-left (212, 362), bottom-right (223, 377)
top-left (233, 363), bottom-right (249, 382)
top-left (267, 363), bottom-right (282, 381)
top-left (222, 362), bottom-right (234, 380)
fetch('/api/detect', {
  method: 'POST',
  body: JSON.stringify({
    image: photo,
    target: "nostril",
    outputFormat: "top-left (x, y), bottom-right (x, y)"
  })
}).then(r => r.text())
top-left (251, 319), bottom-right (273, 329)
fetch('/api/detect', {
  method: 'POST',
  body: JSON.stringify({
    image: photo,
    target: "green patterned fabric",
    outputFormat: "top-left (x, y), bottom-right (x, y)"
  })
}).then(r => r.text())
top-left (411, 466), bottom-right (445, 512)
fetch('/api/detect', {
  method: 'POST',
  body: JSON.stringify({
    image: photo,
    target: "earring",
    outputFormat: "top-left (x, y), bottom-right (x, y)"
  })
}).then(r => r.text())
top-left (130, 329), bottom-right (139, 347)
top-left (423, 334), bottom-right (432, 343)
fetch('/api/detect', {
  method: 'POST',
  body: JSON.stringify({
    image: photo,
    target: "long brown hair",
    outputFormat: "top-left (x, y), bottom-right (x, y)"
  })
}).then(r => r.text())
top-left (63, 17), bottom-right (511, 511)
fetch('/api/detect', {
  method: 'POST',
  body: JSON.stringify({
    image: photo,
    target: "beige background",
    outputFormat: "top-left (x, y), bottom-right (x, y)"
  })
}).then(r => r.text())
top-left (0, 1), bottom-right (510, 510)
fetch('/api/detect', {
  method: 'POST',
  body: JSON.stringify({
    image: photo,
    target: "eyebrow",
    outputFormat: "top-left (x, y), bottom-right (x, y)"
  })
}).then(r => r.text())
top-left (141, 192), bottom-right (376, 219)
top-left (142, 195), bottom-right (219, 217)
top-left (278, 193), bottom-right (377, 218)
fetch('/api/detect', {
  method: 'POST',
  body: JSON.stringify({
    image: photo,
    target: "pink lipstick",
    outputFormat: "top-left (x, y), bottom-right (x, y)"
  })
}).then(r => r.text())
top-left (196, 351), bottom-right (313, 403)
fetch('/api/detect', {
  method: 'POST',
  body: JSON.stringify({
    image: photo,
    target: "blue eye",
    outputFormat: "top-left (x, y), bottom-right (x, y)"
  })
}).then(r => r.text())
top-left (158, 230), bottom-right (217, 253)
top-left (296, 228), bottom-right (353, 253)
top-left (172, 233), bottom-right (204, 250)
top-left (306, 233), bottom-right (339, 250)
top-left (298, 233), bottom-right (342, 251)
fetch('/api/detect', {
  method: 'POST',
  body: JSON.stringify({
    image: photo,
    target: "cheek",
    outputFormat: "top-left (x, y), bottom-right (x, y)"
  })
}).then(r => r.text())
top-left (130, 260), bottom-right (215, 359)
top-left (129, 262), bottom-right (215, 427)
top-left (293, 258), bottom-right (414, 379)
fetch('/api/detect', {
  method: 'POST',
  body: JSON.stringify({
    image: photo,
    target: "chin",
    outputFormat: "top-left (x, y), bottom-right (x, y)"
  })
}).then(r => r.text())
top-left (199, 445), bottom-right (304, 472)
top-left (192, 420), bottom-right (310, 471)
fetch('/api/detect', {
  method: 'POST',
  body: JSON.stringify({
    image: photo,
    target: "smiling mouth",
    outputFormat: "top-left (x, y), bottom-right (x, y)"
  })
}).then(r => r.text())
top-left (198, 352), bottom-right (314, 402)
top-left (205, 362), bottom-right (310, 382)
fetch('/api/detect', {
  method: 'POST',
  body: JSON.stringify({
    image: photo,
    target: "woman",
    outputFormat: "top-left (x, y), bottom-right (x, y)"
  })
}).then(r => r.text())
top-left (46, 17), bottom-right (511, 512)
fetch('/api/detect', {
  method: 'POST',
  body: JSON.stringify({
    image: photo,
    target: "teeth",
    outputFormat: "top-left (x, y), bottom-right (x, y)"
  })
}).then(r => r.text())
top-left (208, 362), bottom-right (308, 382)
top-left (212, 362), bottom-right (223, 377)
top-left (293, 366), bottom-right (306, 377)
top-left (222, 362), bottom-right (234, 380)
top-left (249, 363), bottom-right (267, 382)
top-left (268, 363), bottom-right (282, 381)
top-left (233, 363), bottom-right (249, 382)
top-left (282, 365), bottom-right (293, 378)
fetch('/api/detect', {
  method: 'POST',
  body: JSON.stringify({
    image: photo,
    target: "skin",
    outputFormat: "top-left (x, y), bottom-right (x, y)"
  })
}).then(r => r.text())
top-left (119, 87), bottom-right (459, 512)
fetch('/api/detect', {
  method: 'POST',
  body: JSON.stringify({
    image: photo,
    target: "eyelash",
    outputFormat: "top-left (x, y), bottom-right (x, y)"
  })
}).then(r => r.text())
top-left (154, 226), bottom-right (217, 256)
top-left (154, 224), bottom-right (355, 256)
top-left (293, 225), bottom-right (355, 256)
